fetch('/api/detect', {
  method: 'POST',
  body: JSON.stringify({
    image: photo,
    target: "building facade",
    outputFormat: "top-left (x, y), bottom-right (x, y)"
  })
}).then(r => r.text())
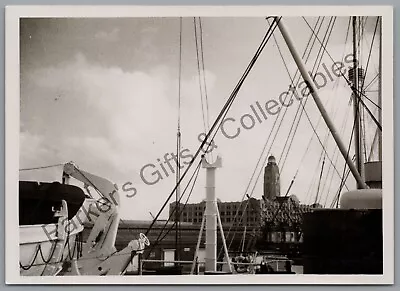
top-left (169, 197), bottom-right (262, 228)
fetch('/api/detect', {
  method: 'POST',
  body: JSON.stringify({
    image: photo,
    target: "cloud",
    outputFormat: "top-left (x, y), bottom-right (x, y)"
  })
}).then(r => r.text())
top-left (20, 52), bottom-right (221, 219)
top-left (19, 16), bottom-right (376, 219)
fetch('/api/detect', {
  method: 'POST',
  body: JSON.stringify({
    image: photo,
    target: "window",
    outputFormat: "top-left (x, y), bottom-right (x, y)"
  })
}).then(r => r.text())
top-left (221, 211), bottom-right (225, 216)
top-left (194, 218), bottom-right (197, 223)
top-left (226, 218), bottom-right (231, 222)
top-left (226, 211), bottom-right (231, 215)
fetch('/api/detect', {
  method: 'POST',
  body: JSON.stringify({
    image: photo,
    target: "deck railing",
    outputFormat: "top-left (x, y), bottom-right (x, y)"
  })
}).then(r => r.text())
top-left (138, 258), bottom-right (290, 275)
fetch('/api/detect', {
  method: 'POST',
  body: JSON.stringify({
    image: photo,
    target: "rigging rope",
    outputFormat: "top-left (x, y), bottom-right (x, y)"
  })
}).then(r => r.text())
top-left (279, 17), bottom-right (337, 174)
top-left (304, 152), bottom-right (324, 205)
top-left (320, 106), bottom-right (352, 206)
top-left (220, 17), bottom-right (325, 256)
top-left (143, 160), bottom-right (202, 260)
top-left (264, 17), bottom-right (325, 173)
top-left (270, 16), bottom-right (348, 193)
top-left (194, 17), bottom-right (209, 139)
top-left (194, 17), bottom-right (213, 161)
top-left (333, 107), bottom-right (358, 207)
top-left (314, 155), bottom-right (326, 205)
top-left (144, 17), bottom-right (281, 237)
top-left (317, 17), bottom-right (353, 206)
top-left (144, 161), bottom-right (202, 261)
top-left (19, 163), bottom-right (64, 171)
top-left (267, 17), bottom-right (325, 170)
top-left (331, 159), bottom-right (353, 207)
top-left (363, 74), bottom-right (379, 92)
top-left (199, 18), bottom-right (213, 159)
top-left (302, 17), bottom-right (382, 131)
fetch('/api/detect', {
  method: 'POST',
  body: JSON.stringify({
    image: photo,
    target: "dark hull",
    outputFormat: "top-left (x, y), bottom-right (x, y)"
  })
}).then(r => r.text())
top-left (302, 209), bottom-right (383, 274)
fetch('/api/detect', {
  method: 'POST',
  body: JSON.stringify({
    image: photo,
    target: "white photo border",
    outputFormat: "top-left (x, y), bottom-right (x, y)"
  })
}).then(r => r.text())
top-left (5, 5), bottom-right (394, 285)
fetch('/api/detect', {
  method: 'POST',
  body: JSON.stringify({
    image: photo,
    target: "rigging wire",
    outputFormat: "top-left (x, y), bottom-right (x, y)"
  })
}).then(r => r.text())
top-left (143, 160), bottom-right (202, 261)
top-left (258, 16), bottom-right (355, 239)
top-left (268, 17), bottom-right (325, 170)
top-left (302, 18), bottom-right (381, 110)
top-left (198, 17), bottom-right (213, 161)
top-left (305, 107), bottom-right (339, 207)
top-left (221, 17), bottom-right (326, 255)
top-left (331, 158), bottom-right (354, 207)
top-left (360, 17), bottom-right (380, 161)
top-left (298, 30), bottom-right (382, 192)
top-left (271, 17), bottom-right (325, 162)
top-left (279, 17), bottom-right (337, 173)
top-left (360, 17), bottom-right (379, 162)
top-left (363, 73), bottom-right (379, 91)
top-left (299, 85), bottom-right (342, 206)
top-left (304, 147), bottom-right (326, 204)
top-left (297, 95), bottom-right (349, 191)
top-left (314, 155), bottom-right (326, 205)
top-left (221, 17), bottom-right (330, 254)
top-left (320, 105), bottom-right (352, 206)
top-left (333, 111), bottom-right (358, 208)
top-left (312, 124), bottom-right (334, 206)
top-left (150, 163), bottom-right (201, 246)
top-left (19, 163), bottom-right (65, 171)
top-left (270, 16), bottom-right (348, 193)
top-left (266, 17), bottom-right (326, 172)
top-left (317, 17), bottom-right (353, 206)
top-left (144, 17), bottom-right (281, 237)
top-left (302, 17), bottom-right (382, 131)
top-left (202, 18), bottom-right (281, 156)
top-left (318, 17), bottom-right (350, 177)
top-left (194, 17), bottom-right (209, 141)
top-left (273, 18), bottom-right (326, 174)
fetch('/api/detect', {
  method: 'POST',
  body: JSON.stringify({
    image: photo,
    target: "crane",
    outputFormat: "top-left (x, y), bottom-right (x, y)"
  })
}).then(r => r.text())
top-left (60, 162), bottom-right (150, 275)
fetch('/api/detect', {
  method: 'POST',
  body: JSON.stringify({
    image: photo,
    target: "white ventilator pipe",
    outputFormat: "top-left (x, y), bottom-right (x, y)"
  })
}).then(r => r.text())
top-left (202, 156), bottom-right (222, 272)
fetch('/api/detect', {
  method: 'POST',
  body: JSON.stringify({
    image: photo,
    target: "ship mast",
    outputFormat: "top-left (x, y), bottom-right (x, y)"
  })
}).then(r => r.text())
top-left (351, 16), bottom-right (365, 189)
top-left (276, 17), bottom-right (367, 189)
top-left (175, 17), bottom-right (183, 266)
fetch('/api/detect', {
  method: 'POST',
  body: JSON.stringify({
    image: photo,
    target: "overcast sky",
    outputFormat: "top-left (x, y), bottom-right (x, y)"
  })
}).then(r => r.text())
top-left (19, 16), bottom-right (380, 220)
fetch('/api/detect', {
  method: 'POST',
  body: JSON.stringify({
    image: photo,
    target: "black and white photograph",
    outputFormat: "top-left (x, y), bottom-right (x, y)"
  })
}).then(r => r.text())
top-left (6, 5), bottom-right (394, 284)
